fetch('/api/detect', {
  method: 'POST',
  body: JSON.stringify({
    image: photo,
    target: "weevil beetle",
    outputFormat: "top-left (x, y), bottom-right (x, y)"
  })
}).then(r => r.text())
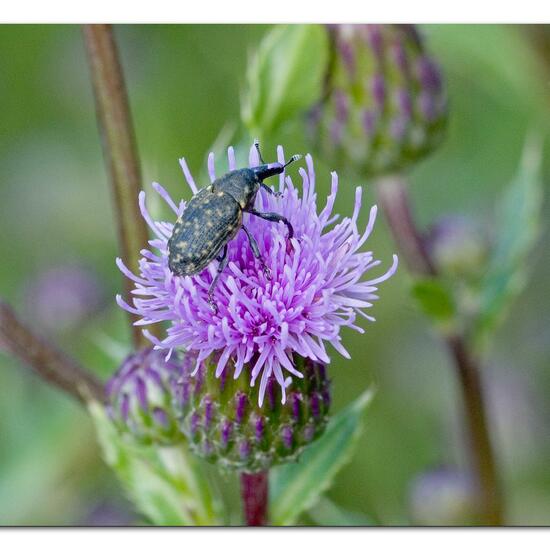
top-left (167, 141), bottom-right (301, 310)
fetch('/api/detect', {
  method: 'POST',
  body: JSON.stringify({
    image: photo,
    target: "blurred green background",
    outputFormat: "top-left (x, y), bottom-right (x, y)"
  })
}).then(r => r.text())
top-left (1, 24), bottom-right (549, 525)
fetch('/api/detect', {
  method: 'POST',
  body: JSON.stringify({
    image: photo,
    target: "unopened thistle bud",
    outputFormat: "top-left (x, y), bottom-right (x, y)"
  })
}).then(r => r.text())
top-left (106, 348), bottom-right (184, 445)
top-left (174, 353), bottom-right (330, 472)
top-left (425, 215), bottom-right (489, 279)
top-left (310, 24), bottom-right (447, 177)
top-left (408, 467), bottom-right (478, 526)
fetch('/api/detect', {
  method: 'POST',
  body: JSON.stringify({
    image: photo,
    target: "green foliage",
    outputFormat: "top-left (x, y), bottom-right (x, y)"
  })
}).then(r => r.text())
top-left (411, 278), bottom-right (456, 329)
top-left (241, 24), bottom-right (328, 138)
top-left (269, 389), bottom-right (374, 526)
top-left (89, 401), bottom-right (223, 526)
top-left (307, 496), bottom-right (375, 526)
top-left (473, 137), bottom-right (544, 348)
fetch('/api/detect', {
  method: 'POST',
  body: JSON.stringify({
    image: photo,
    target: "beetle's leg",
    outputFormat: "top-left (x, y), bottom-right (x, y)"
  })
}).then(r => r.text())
top-left (246, 208), bottom-right (294, 240)
top-left (207, 244), bottom-right (229, 312)
top-left (254, 139), bottom-right (266, 164)
top-left (260, 182), bottom-right (283, 198)
top-left (242, 225), bottom-right (271, 280)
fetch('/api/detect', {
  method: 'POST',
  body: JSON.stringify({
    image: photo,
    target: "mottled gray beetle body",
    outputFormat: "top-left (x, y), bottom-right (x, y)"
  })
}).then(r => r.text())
top-left (167, 142), bottom-right (301, 309)
top-left (167, 177), bottom-right (247, 277)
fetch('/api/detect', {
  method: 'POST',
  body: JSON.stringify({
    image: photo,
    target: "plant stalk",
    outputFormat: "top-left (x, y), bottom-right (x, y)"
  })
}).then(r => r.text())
top-left (376, 175), bottom-right (503, 525)
top-left (83, 24), bottom-right (151, 349)
top-left (240, 471), bottom-right (269, 526)
top-left (445, 334), bottom-right (503, 525)
top-left (0, 300), bottom-right (105, 404)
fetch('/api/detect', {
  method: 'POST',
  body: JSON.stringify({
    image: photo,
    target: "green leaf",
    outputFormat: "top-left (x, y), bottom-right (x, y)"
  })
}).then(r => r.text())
top-left (241, 24), bottom-right (328, 137)
top-left (473, 136), bottom-right (544, 348)
top-left (307, 496), bottom-right (375, 526)
top-left (411, 278), bottom-right (456, 325)
top-left (269, 388), bottom-right (374, 526)
top-left (89, 401), bottom-right (223, 526)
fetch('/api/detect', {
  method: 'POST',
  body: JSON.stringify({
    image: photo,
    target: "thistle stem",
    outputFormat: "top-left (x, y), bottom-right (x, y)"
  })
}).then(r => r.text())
top-left (445, 334), bottom-right (503, 525)
top-left (375, 175), bottom-right (436, 276)
top-left (83, 24), bottom-right (151, 349)
top-left (240, 471), bottom-right (269, 526)
top-left (376, 175), bottom-right (504, 525)
top-left (0, 300), bottom-right (105, 404)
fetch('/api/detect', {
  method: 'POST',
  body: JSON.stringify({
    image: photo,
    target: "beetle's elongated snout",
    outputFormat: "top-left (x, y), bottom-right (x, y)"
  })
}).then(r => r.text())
top-left (252, 162), bottom-right (284, 182)
top-left (252, 155), bottom-right (302, 182)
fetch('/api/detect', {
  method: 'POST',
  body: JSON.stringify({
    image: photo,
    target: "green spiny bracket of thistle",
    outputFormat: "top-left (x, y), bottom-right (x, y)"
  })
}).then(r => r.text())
top-left (106, 347), bottom-right (185, 446)
top-left (309, 24), bottom-right (448, 178)
top-left (174, 352), bottom-right (330, 472)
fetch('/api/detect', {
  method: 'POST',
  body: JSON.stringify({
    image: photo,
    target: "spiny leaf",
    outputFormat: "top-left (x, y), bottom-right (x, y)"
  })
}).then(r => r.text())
top-left (269, 388), bottom-right (374, 526)
top-left (473, 135), bottom-right (544, 348)
top-left (89, 401), bottom-right (223, 526)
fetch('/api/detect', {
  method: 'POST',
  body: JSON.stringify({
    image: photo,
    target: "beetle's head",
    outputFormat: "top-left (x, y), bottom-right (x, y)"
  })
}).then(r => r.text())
top-left (252, 155), bottom-right (302, 183)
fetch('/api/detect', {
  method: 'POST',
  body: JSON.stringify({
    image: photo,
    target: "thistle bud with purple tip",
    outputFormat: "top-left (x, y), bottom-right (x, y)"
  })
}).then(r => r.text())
top-left (310, 24), bottom-right (447, 177)
top-left (408, 467), bottom-right (478, 526)
top-left (425, 215), bottom-right (489, 280)
top-left (175, 352), bottom-right (330, 472)
top-left (106, 348), bottom-right (185, 446)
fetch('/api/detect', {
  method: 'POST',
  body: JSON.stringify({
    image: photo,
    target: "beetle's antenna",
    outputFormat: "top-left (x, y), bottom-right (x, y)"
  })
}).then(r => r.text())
top-left (284, 154), bottom-right (302, 168)
top-left (254, 139), bottom-right (266, 164)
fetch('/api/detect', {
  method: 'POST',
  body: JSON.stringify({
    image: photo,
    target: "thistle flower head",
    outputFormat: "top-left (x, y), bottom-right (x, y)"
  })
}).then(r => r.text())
top-left (116, 144), bottom-right (397, 407)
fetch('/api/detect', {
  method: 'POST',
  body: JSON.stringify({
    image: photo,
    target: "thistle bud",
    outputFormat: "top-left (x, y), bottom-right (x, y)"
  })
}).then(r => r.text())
top-left (174, 353), bottom-right (331, 473)
top-left (106, 348), bottom-right (185, 446)
top-left (425, 215), bottom-right (489, 279)
top-left (408, 467), bottom-right (478, 526)
top-left (310, 24), bottom-right (447, 177)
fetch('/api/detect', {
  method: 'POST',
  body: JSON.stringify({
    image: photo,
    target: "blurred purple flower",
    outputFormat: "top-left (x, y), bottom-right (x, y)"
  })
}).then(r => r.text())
top-left (117, 145), bottom-right (398, 406)
top-left (24, 264), bottom-right (104, 334)
top-left (408, 467), bottom-right (477, 526)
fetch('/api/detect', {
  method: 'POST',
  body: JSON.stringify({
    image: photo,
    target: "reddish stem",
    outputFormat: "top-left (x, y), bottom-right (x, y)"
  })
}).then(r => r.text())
top-left (0, 300), bottom-right (104, 404)
top-left (376, 175), bottom-right (503, 525)
top-left (240, 471), bottom-right (269, 526)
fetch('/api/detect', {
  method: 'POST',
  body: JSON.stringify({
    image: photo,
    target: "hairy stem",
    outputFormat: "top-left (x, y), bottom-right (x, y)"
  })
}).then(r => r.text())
top-left (83, 24), bottom-right (151, 349)
top-left (240, 471), bottom-right (268, 526)
top-left (0, 300), bottom-right (104, 404)
top-left (376, 175), bottom-right (503, 525)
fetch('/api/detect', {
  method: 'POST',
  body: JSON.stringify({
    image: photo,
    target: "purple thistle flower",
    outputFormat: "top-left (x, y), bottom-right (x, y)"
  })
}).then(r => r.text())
top-left (116, 144), bottom-right (398, 407)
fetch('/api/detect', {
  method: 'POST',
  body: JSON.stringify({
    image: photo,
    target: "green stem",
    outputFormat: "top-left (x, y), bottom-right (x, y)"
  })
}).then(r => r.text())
top-left (83, 24), bottom-right (151, 349)
top-left (376, 175), bottom-right (504, 525)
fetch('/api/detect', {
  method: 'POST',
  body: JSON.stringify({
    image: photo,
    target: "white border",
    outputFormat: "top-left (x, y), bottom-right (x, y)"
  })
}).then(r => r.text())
top-left (0, 0), bottom-right (549, 23)
top-left (0, 529), bottom-right (549, 549)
